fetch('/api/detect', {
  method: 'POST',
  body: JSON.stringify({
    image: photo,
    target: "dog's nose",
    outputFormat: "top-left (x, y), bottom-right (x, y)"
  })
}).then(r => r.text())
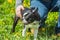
top-left (23, 19), bottom-right (28, 24)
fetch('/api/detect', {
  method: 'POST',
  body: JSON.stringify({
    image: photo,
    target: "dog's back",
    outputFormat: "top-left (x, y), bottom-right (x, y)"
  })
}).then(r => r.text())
top-left (11, 7), bottom-right (40, 33)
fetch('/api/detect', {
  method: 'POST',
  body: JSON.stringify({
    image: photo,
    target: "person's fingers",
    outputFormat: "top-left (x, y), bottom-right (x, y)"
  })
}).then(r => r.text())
top-left (17, 5), bottom-right (24, 11)
top-left (21, 5), bottom-right (24, 10)
top-left (16, 5), bottom-right (24, 18)
top-left (16, 10), bottom-right (21, 17)
top-left (16, 7), bottom-right (22, 18)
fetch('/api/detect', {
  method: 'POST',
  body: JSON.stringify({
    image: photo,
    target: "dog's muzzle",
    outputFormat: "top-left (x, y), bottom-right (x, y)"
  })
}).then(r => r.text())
top-left (22, 10), bottom-right (33, 24)
top-left (22, 17), bottom-right (28, 24)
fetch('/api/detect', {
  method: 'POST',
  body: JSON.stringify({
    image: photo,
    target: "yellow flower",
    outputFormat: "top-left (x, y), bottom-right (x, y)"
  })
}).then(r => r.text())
top-left (8, 0), bottom-right (12, 4)
top-left (42, 28), bottom-right (45, 31)
top-left (5, 38), bottom-right (8, 40)
top-left (11, 8), bottom-right (15, 13)
top-left (23, 0), bottom-right (30, 8)
top-left (27, 32), bottom-right (31, 36)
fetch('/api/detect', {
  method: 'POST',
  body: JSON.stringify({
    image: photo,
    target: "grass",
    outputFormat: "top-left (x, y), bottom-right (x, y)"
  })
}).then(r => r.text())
top-left (0, 13), bottom-right (60, 40)
top-left (0, 0), bottom-right (60, 40)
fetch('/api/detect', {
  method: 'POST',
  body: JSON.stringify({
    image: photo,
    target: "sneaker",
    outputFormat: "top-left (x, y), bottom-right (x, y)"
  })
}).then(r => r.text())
top-left (55, 27), bottom-right (60, 36)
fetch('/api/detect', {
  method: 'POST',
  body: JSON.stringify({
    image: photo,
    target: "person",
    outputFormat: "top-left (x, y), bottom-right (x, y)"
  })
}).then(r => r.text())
top-left (16, 0), bottom-right (60, 36)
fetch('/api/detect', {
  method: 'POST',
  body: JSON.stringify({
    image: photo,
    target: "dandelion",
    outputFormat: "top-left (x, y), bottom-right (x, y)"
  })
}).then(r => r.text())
top-left (8, 0), bottom-right (12, 4)
top-left (5, 38), bottom-right (8, 40)
top-left (23, 0), bottom-right (30, 8)
top-left (42, 28), bottom-right (45, 31)
top-left (11, 8), bottom-right (15, 13)
top-left (27, 32), bottom-right (31, 36)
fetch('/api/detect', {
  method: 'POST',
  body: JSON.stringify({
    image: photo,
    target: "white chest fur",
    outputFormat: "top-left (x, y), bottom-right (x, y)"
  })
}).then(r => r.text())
top-left (22, 21), bottom-right (40, 40)
top-left (25, 21), bottom-right (39, 29)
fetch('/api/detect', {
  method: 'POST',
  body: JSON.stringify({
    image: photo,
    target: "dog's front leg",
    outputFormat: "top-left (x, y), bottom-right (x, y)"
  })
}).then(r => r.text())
top-left (22, 25), bottom-right (27, 37)
top-left (34, 28), bottom-right (38, 40)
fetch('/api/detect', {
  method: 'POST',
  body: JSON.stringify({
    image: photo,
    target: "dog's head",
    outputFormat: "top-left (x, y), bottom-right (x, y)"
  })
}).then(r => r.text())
top-left (22, 7), bottom-right (40, 24)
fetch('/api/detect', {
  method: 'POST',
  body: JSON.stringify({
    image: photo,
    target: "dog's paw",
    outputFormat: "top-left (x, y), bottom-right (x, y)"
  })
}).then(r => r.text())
top-left (22, 33), bottom-right (25, 37)
top-left (34, 38), bottom-right (36, 40)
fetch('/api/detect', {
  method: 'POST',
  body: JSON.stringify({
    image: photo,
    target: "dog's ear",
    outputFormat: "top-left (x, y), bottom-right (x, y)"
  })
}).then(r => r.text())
top-left (30, 7), bottom-right (38, 13)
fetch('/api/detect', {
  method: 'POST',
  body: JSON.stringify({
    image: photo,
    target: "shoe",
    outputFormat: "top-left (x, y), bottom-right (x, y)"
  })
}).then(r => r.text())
top-left (38, 23), bottom-right (45, 30)
top-left (55, 27), bottom-right (60, 36)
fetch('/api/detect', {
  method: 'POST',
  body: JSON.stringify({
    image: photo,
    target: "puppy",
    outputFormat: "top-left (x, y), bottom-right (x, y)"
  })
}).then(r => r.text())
top-left (11, 7), bottom-right (40, 40)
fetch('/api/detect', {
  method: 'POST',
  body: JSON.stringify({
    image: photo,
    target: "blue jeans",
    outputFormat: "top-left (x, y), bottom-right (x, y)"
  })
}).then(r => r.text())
top-left (30, 0), bottom-right (60, 27)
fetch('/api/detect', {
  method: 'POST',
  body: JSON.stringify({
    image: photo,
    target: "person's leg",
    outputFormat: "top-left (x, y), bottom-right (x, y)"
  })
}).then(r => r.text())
top-left (30, 1), bottom-right (49, 28)
top-left (56, 0), bottom-right (60, 27)
top-left (56, 0), bottom-right (60, 36)
top-left (54, 0), bottom-right (60, 36)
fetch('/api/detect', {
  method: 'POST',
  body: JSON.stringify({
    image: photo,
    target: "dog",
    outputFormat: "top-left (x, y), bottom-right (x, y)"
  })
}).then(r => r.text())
top-left (11, 7), bottom-right (40, 40)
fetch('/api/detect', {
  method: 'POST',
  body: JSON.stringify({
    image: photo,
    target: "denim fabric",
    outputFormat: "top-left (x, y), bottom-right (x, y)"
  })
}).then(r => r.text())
top-left (56, 0), bottom-right (60, 27)
top-left (31, 1), bottom-right (48, 19)
top-left (30, 0), bottom-right (60, 27)
top-left (55, 0), bottom-right (60, 33)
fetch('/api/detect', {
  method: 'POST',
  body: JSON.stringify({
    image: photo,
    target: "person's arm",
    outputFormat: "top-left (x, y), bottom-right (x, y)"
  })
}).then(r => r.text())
top-left (16, 0), bottom-right (24, 19)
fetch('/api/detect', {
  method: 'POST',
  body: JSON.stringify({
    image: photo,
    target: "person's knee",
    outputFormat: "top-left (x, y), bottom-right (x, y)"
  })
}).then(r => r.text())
top-left (56, 0), bottom-right (60, 7)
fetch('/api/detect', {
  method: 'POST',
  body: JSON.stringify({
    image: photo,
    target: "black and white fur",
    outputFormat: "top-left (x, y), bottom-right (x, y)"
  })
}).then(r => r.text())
top-left (11, 7), bottom-right (40, 40)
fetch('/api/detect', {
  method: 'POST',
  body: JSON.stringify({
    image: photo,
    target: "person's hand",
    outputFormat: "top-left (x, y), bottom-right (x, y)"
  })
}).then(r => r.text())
top-left (16, 5), bottom-right (24, 19)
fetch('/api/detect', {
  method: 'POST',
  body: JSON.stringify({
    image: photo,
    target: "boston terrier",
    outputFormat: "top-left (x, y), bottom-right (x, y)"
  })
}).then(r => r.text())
top-left (11, 7), bottom-right (40, 40)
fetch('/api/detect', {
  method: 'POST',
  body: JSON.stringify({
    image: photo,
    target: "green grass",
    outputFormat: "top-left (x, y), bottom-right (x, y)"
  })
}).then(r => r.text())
top-left (0, 0), bottom-right (60, 40)
top-left (0, 11), bottom-right (60, 40)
